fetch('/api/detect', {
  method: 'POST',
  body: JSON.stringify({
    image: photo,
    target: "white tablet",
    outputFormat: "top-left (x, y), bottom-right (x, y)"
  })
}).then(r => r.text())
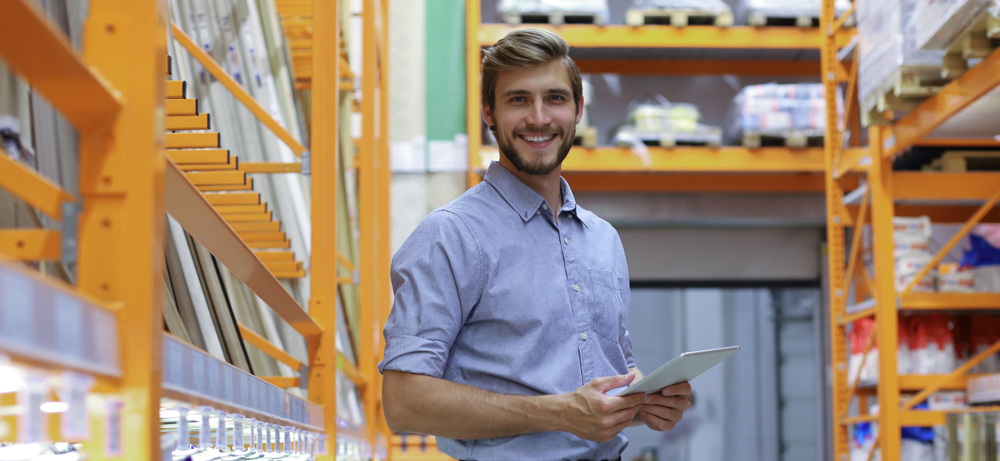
top-left (617, 345), bottom-right (740, 396)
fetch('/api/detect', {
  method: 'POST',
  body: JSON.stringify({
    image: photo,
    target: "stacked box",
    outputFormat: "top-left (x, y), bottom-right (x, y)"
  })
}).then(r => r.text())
top-left (912, 0), bottom-right (993, 50)
top-left (728, 83), bottom-right (841, 143)
top-left (857, 0), bottom-right (946, 114)
top-left (736, 0), bottom-right (852, 25)
top-left (497, 0), bottom-right (610, 24)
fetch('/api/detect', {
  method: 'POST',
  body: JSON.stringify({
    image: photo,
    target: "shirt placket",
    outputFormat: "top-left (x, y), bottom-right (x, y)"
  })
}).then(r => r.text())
top-left (556, 210), bottom-right (594, 386)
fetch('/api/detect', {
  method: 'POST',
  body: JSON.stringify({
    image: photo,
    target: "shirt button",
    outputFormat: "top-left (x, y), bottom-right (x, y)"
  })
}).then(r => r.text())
top-left (542, 203), bottom-right (549, 210)
top-left (535, 211), bottom-right (540, 216)
top-left (573, 284), bottom-right (580, 292)
top-left (564, 237), bottom-right (569, 244)
top-left (581, 333), bottom-right (588, 340)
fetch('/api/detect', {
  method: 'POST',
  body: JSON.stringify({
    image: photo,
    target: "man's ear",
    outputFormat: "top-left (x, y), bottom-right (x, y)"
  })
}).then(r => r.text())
top-left (482, 104), bottom-right (495, 129)
top-left (575, 95), bottom-right (585, 125)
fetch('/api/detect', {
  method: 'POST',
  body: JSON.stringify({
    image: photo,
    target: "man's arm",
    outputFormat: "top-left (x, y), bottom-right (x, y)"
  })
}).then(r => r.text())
top-left (383, 370), bottom-right (646, 443)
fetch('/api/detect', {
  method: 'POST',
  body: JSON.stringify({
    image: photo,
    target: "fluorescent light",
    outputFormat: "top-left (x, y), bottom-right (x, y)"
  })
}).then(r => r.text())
top-left (0, 365), bottom-right (24, 393)
top-left (40, 401), bottom-right (69, 413)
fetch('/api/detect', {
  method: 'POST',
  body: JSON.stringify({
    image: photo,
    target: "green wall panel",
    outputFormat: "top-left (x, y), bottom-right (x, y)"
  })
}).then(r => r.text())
top-left (425, 0), bottom-right (466, 141)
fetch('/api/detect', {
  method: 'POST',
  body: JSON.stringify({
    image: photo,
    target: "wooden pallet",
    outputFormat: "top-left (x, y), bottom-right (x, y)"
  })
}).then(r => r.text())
top-left (501, 10), bottom-right (604, 26)
top-left (741, 130), bottom-right (823, 148)
top-left (941, 14), bottom-right (1000, 79)
top-left (574, 126), bottom-right (598, 148)
top-left (747, 11), bottom-right (823, 28)
top-left (625, 7), bottom-right (733, 27)
top-left (618, 129), bottom-right (723, 148)
top-left (924, 151), bottom-right (1000, 172)
top-left (861, 67), bottom-right (949, 126)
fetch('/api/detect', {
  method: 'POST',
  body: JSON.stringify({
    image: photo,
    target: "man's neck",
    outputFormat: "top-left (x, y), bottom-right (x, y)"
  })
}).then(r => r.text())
top-left (498, 158), bottom-right (563, 222)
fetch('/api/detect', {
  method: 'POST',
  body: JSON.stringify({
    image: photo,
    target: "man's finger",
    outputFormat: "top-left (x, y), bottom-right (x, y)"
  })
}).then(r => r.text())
top-left (661, 382), bottom-right (692, 396)
top-left (640, 411), bottom-right (676, 432)
top-left (641, 404), bottom-right (683, 423)
top-left (644, 394), bottom-right (691, 410)
top-left (590, 372), bottom-right (636, 393)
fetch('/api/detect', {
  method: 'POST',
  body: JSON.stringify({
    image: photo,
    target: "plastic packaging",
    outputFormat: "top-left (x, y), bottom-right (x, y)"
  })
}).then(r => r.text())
top-left (737, 0), bottom-right (852, 26)
top-left (962, 234), bottom-right (1000, 291)
top-left (912, 0), bottom-right (993, 50)
top-left (893, 216), bottom-right (936, 292)
top-left (614, 95), bottom-right (723, 148)
top-left (498, 0), bottom-right (611, 25)
top-left (938, 262), bottom-right (975, 292)
top-left (727, 83), bottom-right (841, 145)
top-left (631, 0), bottom-right (731, 14)
top-left (909, 314), bottom-right (956, 375)
top-left (857, 0), bottom-right (946, 116)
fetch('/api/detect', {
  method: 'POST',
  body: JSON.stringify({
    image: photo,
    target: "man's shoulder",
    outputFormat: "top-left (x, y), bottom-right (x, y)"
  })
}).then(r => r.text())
top-left (575, 204), bottom-right (618, 236)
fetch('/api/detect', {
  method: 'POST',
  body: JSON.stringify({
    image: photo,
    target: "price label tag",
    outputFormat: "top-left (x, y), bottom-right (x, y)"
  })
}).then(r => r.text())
top-left (197, 406), bottom-right (213, 448)
top-left (105, 399), bottom-right (123, 456)
top-left (58, 372), bottom-right (94, 441)
top-left (175, 406), bottom-right (190, 451)
top-left (215, 410), bottom-right (227, 451)
top-left (232, 414), bottom-right (244, 451)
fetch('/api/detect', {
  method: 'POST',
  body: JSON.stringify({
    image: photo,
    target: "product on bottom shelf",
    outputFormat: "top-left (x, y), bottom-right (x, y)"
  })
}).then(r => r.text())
top-left (624, 0), bottom-right (734, 27)
top-left (727, 83), bottom-right (841, 148)
top-left (857, 0), bottom-right (947, 125)
top-left (894, 216), bottom-right (937, 292)
top-left (968, 315), bottom-right (1000, 374)
top-left (497, 0), bottom-right (610, 25)
top-left (851, 402), bottom-right (942, 461)
top-left (736, 0), bottom-right (853, 27)
top-left (938, 262), bottom-right (975, 292)
top-left (614, 95), bottom-right (723, 148)
top-left (945, 411), bottom-right (1000, 458)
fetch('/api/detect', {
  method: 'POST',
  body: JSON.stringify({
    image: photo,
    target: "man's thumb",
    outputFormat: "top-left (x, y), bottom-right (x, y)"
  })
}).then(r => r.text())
top-left (592, 371), bottom-right (635, 393)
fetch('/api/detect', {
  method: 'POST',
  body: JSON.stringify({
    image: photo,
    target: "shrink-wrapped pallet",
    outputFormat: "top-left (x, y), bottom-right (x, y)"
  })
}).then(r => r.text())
top-left (912, 0), bottom-right (993, 50)
top-left (727, 83), bottom-right (841, 147)
top-left (626, 0), bottom-right (733, 27)
top-left (498, 0), bottom-right (610, 25)
top-left (736, 0), bottom-right (852, 26)
top-left (614, 95), bottom-right (723, 148)
top-left (857, 0), bottom-right (946, 116)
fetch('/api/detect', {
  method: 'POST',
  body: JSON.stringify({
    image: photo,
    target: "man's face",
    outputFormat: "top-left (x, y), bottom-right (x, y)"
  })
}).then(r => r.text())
top-left (484, 59), bottom-right (584, 176)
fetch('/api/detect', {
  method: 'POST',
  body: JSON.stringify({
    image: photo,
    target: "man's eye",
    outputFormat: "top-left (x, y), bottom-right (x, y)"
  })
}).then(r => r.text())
top-left (549, 95), bottom-right (566, 101)
top-left (510, 96), bottom-right (526, 103)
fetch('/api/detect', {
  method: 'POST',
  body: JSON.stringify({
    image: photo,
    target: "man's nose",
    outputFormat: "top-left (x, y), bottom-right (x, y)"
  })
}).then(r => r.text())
top-left (525, 101), bottom-right (552, 126)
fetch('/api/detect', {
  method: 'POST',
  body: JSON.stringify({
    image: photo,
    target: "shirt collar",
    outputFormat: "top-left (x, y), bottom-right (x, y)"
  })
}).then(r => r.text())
top-left (483, 162), bottom-right (585, 226)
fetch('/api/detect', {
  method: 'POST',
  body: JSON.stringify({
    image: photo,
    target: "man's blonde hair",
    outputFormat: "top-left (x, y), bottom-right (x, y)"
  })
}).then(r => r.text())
top-left (481, 29), bottom-right (582, 114)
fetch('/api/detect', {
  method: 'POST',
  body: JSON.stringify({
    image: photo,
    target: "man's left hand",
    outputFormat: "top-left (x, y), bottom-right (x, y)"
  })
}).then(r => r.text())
top-left (637, 382), bottom-right (692, 432)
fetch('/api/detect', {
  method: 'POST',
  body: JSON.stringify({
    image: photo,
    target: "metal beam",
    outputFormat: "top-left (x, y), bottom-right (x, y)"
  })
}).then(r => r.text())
top-left (564, 172), bottom-right (828, 193)
top-left (894, 172), bottom-right (1000, 200)
top-left (238, 324), bottom-right (305, 370)
top-left (477, 24), bottom-right (851, 49)
top-left (558, 147), bottom-right (826, 172)
top-left (164, 161), bottom-right (321, 339)
top-left (0, 0), bottom-right (122, 134)
top-left (0, 147), bottom-right (76, 220)
top-left (170, 22), bottom-right (308, 157)
top-left (885, 47), bottom-right (1000, 158)
top-left (0, 229), bottom-right (60, 261)
top-left (574, 59), bottom-right (820, 76)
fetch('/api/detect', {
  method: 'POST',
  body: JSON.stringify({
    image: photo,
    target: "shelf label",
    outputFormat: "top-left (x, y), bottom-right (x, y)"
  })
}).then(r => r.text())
top-left (58, 371), bottom-right (94, 440)
top-left (18, 373), bottom-right (47, 444)
top-left (105, 399), bottom-right (123, 457)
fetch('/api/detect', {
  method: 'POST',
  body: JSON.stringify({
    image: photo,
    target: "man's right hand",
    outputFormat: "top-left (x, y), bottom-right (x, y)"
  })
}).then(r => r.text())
top-left (560, 372), bottom-right (646, 443)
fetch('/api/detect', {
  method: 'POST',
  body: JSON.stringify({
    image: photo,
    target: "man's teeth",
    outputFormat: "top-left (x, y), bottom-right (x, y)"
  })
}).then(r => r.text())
top-left (523, 135), bottom-right (555, 143)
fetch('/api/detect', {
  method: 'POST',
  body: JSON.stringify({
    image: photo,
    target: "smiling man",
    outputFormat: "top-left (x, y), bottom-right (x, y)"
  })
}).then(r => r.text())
top-left (379, 29), bottom-right (691, 461)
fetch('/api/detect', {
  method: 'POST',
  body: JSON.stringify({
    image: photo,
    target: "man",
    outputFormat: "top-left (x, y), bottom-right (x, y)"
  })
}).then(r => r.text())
top-left (379, 28), bottom-right (691, 461)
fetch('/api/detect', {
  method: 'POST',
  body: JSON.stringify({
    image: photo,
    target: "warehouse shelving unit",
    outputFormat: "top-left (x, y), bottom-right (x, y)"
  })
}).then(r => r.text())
top-left (0, 0), bottom-right (391, 459)
top-left (820, 0), bottom-right (1000, 459)
top-left (466, 1), bottom-right (859, 195)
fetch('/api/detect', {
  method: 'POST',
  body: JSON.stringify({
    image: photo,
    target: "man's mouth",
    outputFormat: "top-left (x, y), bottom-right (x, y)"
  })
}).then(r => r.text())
top-left (518, 134), bottom-right (557, 145)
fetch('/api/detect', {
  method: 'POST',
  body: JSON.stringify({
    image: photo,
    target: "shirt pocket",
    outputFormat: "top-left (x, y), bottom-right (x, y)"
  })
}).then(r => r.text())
top-left (589, 269), bottom-right (624, 342)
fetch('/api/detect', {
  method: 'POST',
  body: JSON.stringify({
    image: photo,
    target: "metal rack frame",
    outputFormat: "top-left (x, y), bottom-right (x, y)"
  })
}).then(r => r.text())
top-left (821, 1), bottom-right (1000, 459)
top-left (0, 0), bottom-right (391, 458)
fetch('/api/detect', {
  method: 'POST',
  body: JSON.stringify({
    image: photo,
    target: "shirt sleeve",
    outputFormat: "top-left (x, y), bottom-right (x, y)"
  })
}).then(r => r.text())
top-left (378, 210), bottom-right (484, 378)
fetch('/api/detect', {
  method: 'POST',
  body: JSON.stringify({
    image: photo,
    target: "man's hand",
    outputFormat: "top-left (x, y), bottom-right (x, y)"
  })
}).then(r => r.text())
top-left (561, 372), bottom-right (646, 443)
top-left (637, 382), bottom-right (692, 432)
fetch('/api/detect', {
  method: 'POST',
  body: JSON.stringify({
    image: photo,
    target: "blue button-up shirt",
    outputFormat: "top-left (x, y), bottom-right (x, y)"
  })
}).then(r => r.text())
top-left (379, 162), bottom-right (635, 461)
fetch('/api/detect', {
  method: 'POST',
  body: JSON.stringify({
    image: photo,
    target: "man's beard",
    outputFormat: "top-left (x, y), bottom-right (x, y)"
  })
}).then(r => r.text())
top-left (495, 124), bottom-right (575, 176)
